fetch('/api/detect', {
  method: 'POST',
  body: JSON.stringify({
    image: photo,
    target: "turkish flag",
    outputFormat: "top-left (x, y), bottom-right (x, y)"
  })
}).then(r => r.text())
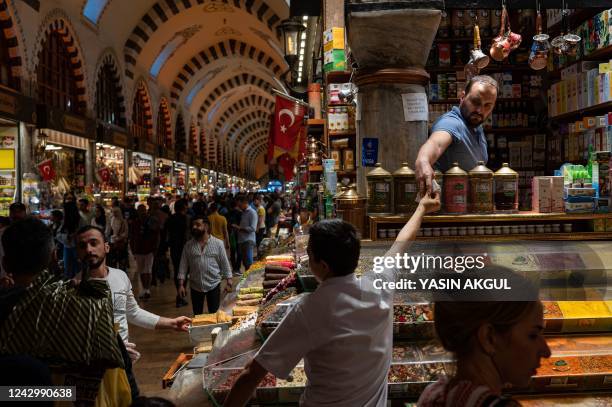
top-left (272, 94), bottom-right (306, 153)
top-left (98, 167), bottom-right (111, 183)
top-left (277, 153), bottom-right (296, 180)
top-left (38, 159), bottom-right (56, 181)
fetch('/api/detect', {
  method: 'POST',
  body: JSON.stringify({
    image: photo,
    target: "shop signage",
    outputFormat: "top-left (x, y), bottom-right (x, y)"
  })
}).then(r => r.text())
top-left (194, 156), bottom-right (201, 167)
top-left (0, 88), bottom-right (36, 124)
top-left (362, 137), bottom-right (379, 167)
top-left (112, 131), bottom-right (129, 148)
top-left (141, 141), bottom-right (156, 156)
top-left (179, 152), bottom-right (189, 163)
top-left (63, 114), bottom-right (87, 135)
top-left (38, 105), bottom-right (95, 139)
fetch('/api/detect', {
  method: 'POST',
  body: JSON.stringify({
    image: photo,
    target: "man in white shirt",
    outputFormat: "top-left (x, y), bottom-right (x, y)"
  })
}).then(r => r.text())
top-left (75, 225), bottom-right (191, 360)
top-left (225, 194), bottom-right (441, 407)
top-left (178, 215), bottom-right (233, 315)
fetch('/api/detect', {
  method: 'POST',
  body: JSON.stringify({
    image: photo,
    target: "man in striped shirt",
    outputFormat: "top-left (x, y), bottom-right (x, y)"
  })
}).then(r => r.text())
top-left (178, 215), bottom-right (233, 315)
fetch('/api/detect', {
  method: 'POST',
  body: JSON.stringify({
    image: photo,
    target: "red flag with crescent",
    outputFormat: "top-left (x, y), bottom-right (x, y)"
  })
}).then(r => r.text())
top-left (272, 94), bottom-right (306, 153)
top-left (38, 159), bottom-right (56, 181)
top-left (98, 167), bottom-right (111, 183)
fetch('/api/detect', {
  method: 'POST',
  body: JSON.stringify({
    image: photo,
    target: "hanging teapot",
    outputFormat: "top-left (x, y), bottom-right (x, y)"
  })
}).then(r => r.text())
top-left (490, 5), bottom-right (521, 61)
top-left (469, 25), bottom-right (490, 69)
top-left (529, 10), bottom-right (550, 70)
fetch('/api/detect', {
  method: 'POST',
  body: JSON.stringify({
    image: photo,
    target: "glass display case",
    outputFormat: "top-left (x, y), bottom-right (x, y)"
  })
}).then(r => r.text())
top-left (0, 120), bottom-right (18, 216)
top-left (129, 152), bottom-right (152, 201)
top-left (95, 143), bottom-right (125, 204)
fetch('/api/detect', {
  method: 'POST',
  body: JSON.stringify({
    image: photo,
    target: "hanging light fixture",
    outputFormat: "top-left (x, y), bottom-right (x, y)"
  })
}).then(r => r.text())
top-left (279, 17), bottom-right (307, 91)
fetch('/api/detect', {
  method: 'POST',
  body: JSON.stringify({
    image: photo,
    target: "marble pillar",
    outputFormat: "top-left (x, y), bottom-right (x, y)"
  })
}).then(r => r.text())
top-left (347, 7), bottom-right (441, 194)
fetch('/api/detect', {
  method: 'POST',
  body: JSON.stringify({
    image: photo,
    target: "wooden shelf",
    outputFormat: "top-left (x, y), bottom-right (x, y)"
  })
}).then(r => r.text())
top-left (430, 98), bottom-right (538, 104)
top-left (427, 64), bottom-right (534, 73)
top-left (329, 131), bottom-right (356, 136)
top-left (484, 127), bottom-right (540, 134)
top-left (307, 119), bottom-right (326, 126)
top-left (336, 170), bottom-right (356, 176)
top-left (325, 70), bottom-right (352, 83)
top-left (434, 36), bottom-right (494, 44)
top-left (370, 212), bottom-right (612, 224)
top-left (374, 232), bottom-right (612, 242)
top-left (550, 100), bottom-right (612, 121)
top-left (583, 44), bottom-right (612, 61)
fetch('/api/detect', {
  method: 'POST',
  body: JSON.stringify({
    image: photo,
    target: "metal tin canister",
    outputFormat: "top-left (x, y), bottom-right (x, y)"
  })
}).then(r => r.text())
top-left (443, 162), bottom-right (468, 214)
top-left (494, 163), bottom-right (519, 211)
top-left (468, 161), bottom-right (494, 213)
top-left (367, 163), bottom-right (392, 214)
top-left (434, 170), bottom-right (444, 212)
top-left (393, 162), bottom-right (418, 215)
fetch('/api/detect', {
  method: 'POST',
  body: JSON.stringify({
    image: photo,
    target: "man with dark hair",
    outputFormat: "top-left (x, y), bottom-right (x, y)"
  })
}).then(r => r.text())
top-left (233, 195), bottom-right (258, 273)
top-left (166, 199), bottom-right (191, 307)
top-left (225, 195), bottom-right (441, 407)
top-left (78, 198), bottom-right (94, 228)
top-left (178, 216), bottom-right (232, 315)
top-left (415, 74), bottom-right (498, 194)
top-left (74, 225), bottom-right (190, 361)
top-left (0, 202), bottom-right (27, 278)
top-left (129, 204), bottom-right (160, 299)
top-left (0, 219), bottom-right (128, 403)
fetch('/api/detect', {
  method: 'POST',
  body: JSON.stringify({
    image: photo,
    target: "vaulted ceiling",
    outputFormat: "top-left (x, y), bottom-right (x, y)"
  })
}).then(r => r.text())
top-left (81, 0), bottom-right (291, 179)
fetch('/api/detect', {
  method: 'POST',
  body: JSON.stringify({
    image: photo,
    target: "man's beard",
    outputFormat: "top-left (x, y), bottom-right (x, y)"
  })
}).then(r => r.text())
top-left (84, 255), bottom-right (105, 270)
top-left (192, 229), bottom-right (204, 238)
top-left (460, 105), bottom-right (484, 127)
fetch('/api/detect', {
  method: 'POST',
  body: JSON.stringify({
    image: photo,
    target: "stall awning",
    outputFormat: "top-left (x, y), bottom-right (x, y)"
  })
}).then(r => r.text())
top-left (43, 129), bottom-right (89, 150)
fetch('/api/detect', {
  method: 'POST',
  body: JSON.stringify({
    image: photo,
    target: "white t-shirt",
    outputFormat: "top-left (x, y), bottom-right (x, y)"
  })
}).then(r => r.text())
top-left (255, 273), bottom-right (393, 407)
top-left (79, 267), bottom-right (160, 341)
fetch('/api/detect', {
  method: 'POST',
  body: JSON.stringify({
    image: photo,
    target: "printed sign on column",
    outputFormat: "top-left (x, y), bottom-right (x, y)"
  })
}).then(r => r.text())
top-left (362, 138), bottom-right (378, 167)
top-left (401, 93), bottom-right (428, 121)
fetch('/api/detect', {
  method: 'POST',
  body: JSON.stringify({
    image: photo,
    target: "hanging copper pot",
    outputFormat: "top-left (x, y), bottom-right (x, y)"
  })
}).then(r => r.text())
top-left (490, 6), bottom-right (510, 61)
top-left (529, 9), bottom-right (550, 70)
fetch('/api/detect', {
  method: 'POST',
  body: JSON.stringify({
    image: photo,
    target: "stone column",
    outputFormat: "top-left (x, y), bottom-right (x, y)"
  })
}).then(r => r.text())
top-left (347, 6), bottom-right (441, 195)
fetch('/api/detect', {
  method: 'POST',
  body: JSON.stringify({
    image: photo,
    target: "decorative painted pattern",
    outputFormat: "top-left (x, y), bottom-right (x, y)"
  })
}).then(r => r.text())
top-left (0, 0), bottom-right (22, 90)
top-left (170, 38), bottom-right (283, 108)
top-left (197, 73), bottom-right (275, 122)
top-left (157, 97), bottom-right (172, 148)
top-left (95, 52), bottom-right (126, 127)
top-left (131, 80), bottom-right (153, 141)
top-left (123, 0), bottom-right (281, 79)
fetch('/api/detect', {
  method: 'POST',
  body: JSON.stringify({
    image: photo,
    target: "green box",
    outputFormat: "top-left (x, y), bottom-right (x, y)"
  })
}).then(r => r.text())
top-left (324, 49), bottom-right (346, 72)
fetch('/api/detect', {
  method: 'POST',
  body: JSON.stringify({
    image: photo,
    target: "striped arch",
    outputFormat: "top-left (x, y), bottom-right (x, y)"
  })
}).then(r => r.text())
top-left (248, 145), bottom-right (266, 163)
top-left (0, 0), bottom-right (23, 90)
top-left (189, 122), bottom-right (198, 155)
top-left (34, 12), bottom-right (88, 112)
top-left (170, 38), bottom-right (283, 108)
top-left (131, 79), bottom-right (153, 141)
top-left (157, 98), bottom-right (172, 147)
top-left (123, 0), bottom-right (282, 79)
top-left (213, 95), bottom-right (274, 133)
top-left (242, 131), bottom-right (268, 154)
top-left (199, 128), bottom-right (206, 158)
top-left (237, 125), bottom-right (268, 152)
top-left (175, 112), bottom-right (187, 154)
top-left (197, 73), bottom-right (275, 121)
top-left (228, 110), bottom-right (269, 142)
top-left (233, 122), bottom-right (267, 154)
top-left (94, 50), bottom-right (126, 127)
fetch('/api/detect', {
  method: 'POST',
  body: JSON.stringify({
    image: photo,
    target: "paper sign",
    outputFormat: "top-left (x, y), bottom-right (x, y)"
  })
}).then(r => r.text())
top-left (401, 93), bottom-right (428, 121)
top-left (362, 138), bottom-right (378, 167)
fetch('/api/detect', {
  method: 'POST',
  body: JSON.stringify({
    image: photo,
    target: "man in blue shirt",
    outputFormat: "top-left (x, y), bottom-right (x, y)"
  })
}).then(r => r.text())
top-left (415, 75), bottom-right (498, 194)
top-left (233, 195), bottom-right (258, 273)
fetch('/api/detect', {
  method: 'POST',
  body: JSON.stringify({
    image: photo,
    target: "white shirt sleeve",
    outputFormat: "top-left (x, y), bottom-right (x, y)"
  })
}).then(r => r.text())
top-left (178, 244), bottom-right (189, 281)
top-left (125, 276), bottom-right (160, 329)
top-left (217, 240), bottom-right (232, 279)
top-left (254, 303), bottom-right (313, 379)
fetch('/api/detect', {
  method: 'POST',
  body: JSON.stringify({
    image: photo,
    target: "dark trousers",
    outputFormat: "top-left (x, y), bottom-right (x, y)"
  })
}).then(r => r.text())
top-left (170, 246), bottom-right (184, 291)
top-left (191, 284), bottom-right (221, 315)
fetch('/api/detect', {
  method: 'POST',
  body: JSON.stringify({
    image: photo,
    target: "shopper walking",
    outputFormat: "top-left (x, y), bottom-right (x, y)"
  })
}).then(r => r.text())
top-left (234, 195), bottom-right (257, 273)
top-left (129, 204), bottom-right (160, 299)
top-left (91, 204), bottom-right (111, 240)
top-left (78, 198), bottom-right (95, 229)
top-left (148, 197), bottom-right (168, 286)
top-left (207, 202), bottom-right (230, 251)
top-left (57, 200), bottom-right (81, 279)
top-left (109, 206), bottom-right (129, 270)
top-left (177, 216), bottom-right (232, 315)
top-left (254, 195), bottom-right (266, 252)
top-left (0, 202), bottom-right (27, 278)
top-left (227, 198), bottom-right (242, 275)
top-left (166, 199), bottom-right (191, 307)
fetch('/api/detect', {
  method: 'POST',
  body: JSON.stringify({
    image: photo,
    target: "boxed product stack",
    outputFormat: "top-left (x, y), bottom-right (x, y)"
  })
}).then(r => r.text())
top-left (324, 28), bottom-right (345, 72)
top-left (548, 62), bottom-right (612, 117)
top-left (532, 176), bottom-right (564, 213)
top-left (591, 151), bottom-right (611, 212)
top-left (560, 165), bottom-right (597, 213)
